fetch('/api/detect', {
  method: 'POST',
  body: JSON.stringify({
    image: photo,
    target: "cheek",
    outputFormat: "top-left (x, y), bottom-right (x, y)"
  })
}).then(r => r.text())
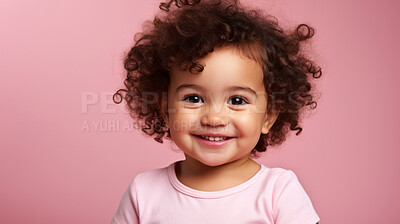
top-left (234, 113), bottom-right (264, 136)
top-left (169, 112), bottom-right (199, 133)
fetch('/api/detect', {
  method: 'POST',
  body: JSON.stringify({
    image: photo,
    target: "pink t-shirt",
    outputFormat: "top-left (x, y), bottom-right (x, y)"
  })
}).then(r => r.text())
top-left (111, 161), bottom-right (320, 224)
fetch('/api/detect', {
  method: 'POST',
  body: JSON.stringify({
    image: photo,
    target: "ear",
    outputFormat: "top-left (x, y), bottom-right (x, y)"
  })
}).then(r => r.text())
top-left (261, 110), bottom-right (279, 134)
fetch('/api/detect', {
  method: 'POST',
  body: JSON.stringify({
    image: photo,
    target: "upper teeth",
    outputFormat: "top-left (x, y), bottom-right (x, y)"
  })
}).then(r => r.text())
top-left (201, 136), bottom-right (227, 141)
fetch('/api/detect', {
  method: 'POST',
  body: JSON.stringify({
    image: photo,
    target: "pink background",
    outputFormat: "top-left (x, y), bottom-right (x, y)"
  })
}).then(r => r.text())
top-left (1, 0), bottom-right (399, 223)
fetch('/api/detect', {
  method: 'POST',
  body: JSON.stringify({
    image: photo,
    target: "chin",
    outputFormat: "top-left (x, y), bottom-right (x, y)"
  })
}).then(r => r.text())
top-left (201, 161), bottom-right (222, 167)
top-left (198, 158), bottom-right (232, 167)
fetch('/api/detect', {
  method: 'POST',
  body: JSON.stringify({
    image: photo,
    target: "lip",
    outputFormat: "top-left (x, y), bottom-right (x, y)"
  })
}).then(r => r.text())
top-left (193, 133), bottom-right (233, 137)
top-left (192, 135), bottom-right (235, 148)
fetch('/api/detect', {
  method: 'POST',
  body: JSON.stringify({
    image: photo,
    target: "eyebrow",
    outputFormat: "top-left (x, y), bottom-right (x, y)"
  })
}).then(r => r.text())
top-left (175, 84), bottom-right (257, 96)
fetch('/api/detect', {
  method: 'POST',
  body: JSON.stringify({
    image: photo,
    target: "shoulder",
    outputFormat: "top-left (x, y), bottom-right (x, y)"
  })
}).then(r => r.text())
top-left (253, 166), bottom-right (302, 197)
top-left (261, 166), bottom-right (307, 201)
top-left (130, 164), bottom-right (170, 186)
top-left (263, 165), bottom-right (297, 177)
top-left (272, 168), bottom-right (300, 186)
top-left (260, 166), bottom-right (320, 224)
top-left (126, 162), bottom-right (174, 197)
top-left (259, 165), bottom-right (299, 187)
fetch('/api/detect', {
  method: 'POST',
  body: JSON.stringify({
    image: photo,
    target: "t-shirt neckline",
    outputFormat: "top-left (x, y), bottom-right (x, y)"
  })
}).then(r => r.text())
top-left (167, 160), bottom-right (266, 199)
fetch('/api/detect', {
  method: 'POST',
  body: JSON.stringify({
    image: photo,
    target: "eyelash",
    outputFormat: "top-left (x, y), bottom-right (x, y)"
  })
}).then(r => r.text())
top-left (182, 94), bottom-right (249, 106)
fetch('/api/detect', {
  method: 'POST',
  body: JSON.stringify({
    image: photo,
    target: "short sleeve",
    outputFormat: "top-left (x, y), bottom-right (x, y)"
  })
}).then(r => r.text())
top-left (111, 176), bottom-right (140, 224)
top-left (272, 170), bottom-right (320, 224)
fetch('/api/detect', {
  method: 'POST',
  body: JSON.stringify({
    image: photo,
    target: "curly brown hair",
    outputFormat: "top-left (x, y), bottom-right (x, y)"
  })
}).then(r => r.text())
top-left (113, 0), bottom-right (322, 158)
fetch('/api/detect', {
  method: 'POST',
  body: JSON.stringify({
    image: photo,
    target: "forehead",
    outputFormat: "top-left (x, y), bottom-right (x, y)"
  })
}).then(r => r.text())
top-left (169, 46), bottom-right (266, 92)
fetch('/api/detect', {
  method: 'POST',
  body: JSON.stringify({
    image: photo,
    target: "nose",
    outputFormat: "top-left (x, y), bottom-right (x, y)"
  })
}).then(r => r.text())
top-left (200, 106), bottom-right (229, 127)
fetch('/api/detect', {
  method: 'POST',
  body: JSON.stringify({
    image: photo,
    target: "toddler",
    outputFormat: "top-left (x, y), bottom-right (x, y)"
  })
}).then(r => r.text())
top-left (111, 0), bottom-right (322, 223)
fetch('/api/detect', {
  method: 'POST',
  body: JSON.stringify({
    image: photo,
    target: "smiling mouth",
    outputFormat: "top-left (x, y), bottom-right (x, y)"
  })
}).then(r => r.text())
top-left (193, 135), bottom-right (234, 141)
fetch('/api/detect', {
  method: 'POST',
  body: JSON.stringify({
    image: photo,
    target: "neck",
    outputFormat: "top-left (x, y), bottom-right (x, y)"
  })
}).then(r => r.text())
top-left (178, 154), bottom-right (258, 177)
top-left (175, 154), bottom-right (261, 191)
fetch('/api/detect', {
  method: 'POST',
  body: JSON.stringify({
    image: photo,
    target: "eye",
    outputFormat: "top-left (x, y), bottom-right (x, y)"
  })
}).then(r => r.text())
top-left (183, 94), bottom-right (203, 104)
top-left (228, 96), bottom-right (249, 105)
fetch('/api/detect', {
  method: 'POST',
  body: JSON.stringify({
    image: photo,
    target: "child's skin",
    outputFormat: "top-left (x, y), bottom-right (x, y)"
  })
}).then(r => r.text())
top-left (161, 45), bottom-right (279, 191)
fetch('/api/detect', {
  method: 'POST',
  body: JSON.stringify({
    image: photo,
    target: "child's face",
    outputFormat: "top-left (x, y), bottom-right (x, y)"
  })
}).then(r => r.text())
top-left (163, 46), bottom-right (278, 167)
